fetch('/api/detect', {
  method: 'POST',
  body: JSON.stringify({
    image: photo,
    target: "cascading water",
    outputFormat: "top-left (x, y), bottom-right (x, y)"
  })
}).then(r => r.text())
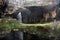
top-left (17, 12), bottom-right (22, 23)
top-left (12, 31), bottom-right (23, 40)
top-left (14, 12), bottom-right (23, 40)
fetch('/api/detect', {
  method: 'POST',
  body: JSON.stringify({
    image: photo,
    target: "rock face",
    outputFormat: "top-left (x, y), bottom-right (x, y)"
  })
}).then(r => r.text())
top-left (0, 0), bottom-right (8, 18)
top-left (0, 30), bottom-right (23, 40)
top-left (3, 0), bottom-right (59, 14)
top-left (8, 0), bottom-right (60, 7)
top-left (7, 0), bottom-right (60, 11)
top-left (0, 0), bottom-right (60, 14)
top-left (0, 29), bottom-right (11, 39)
top-left (4, 0), bottom-right (60, 23)
top-left (25, 5), bottom-right (57, 23)
top-left (56, 3), bottom-right (60, 20)
top-left (5, 5), bottom-right (57, 23)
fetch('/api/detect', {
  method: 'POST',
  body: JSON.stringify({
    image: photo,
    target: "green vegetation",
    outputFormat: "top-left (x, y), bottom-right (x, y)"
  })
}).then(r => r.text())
top-left (0, 18), bottom-right (52, 29)
top-left (0, 18), bottom-right (20, 29)
top-left (0, 18), bottom-right (60, 40)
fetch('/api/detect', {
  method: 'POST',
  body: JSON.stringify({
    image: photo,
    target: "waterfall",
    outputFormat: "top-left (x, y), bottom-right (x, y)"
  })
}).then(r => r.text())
top-left (18, 31), bottom-right (23, 40)
top-left (11, 30), bottom-right (24, 40)
top-left (17, 12), bottom-right (22, 23)
top-left (14, 31), bottom-right (23, 40)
